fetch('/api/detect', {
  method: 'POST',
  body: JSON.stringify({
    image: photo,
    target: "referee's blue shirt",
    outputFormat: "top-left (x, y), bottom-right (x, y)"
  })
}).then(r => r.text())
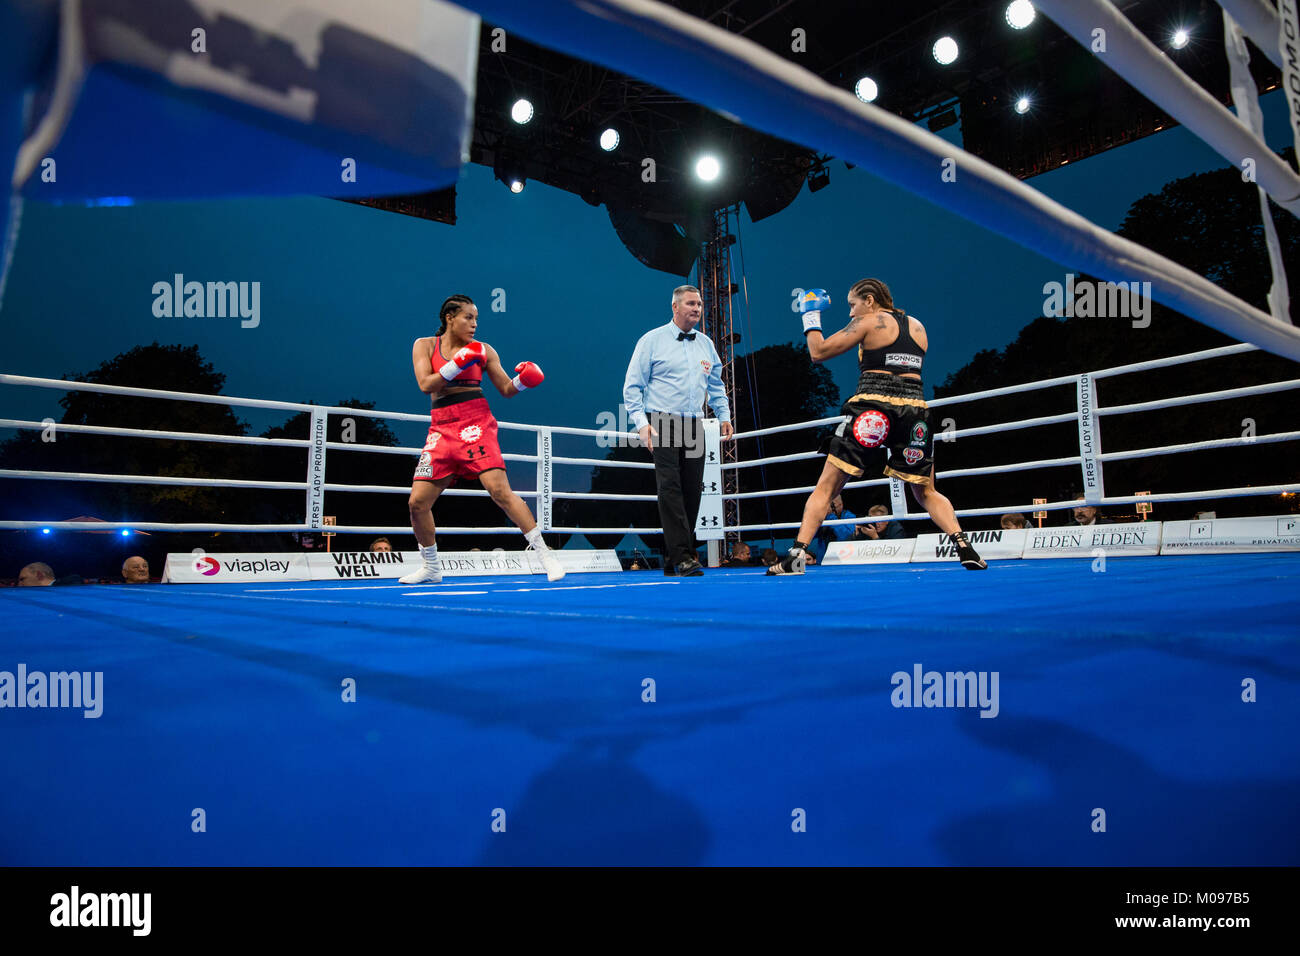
top-left (622, 321), bottom-right (732, 431)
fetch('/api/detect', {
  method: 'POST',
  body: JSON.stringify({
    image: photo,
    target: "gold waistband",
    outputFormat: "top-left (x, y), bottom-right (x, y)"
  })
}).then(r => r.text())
top-left (850, 392), bottom-right (928, 409)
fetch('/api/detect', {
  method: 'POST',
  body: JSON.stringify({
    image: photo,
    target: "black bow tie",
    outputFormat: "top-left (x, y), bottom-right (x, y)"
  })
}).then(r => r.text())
top-left (677, 332), bottom-right (696, 341)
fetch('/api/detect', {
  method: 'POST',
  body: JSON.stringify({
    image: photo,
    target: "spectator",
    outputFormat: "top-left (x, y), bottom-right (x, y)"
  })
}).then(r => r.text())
top-left (18, 562), bottom-right (54, 587)
top-left (1000, 513), bottom-right (1028, 530)
top-left (723, 541), bottom-right (754, 566)
top-left (1069, 494), bottom-right (1110, 526)
top-left (121, 556), bottom-right (150, 584)
top-left (855, 505), bottom-right (906, 540)
top-left (811, 494), bottom-right (857, 562)
top-left (18, 562), bottom-right (80, 586)
top-left (369, 537), bottom-right (393, 553)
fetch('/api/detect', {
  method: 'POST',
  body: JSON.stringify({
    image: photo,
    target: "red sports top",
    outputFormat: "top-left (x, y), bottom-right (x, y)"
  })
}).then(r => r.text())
top-left (433, 335), bottom-right (482, 387)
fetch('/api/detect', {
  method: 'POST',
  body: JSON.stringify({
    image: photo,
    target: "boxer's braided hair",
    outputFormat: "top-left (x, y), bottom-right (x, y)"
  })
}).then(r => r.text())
top-left (437, 294), bottom-right (475, 335)
top-left (849, 278), bottom-right (898, 315)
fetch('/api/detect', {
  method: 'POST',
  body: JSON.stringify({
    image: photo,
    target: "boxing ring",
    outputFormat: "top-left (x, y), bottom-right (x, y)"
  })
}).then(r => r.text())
top-left (1, 0), bottom-right (1299, 866)
top-left (3, 341), bottom-right (1299, 541)
top-left (3, 339), bottom-right (1299, 865)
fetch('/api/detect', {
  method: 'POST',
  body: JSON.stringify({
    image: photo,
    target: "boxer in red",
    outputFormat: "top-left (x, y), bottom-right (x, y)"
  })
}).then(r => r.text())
top-left (401, 294), bottom-right (564, 584)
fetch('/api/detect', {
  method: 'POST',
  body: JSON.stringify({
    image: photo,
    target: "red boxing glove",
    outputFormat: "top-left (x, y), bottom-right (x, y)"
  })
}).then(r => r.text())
top-left (438, 340), bottom-right (485, 381)
top-left (512, 361), bottom-right (544, 392)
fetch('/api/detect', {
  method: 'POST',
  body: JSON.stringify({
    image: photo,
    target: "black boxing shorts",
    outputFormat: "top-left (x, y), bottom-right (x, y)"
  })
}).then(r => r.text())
top-left (820, 374), bottom-right (934, 486)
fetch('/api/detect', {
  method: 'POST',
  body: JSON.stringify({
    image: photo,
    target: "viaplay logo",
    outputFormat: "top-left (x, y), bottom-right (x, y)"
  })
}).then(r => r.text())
top-left (195, 556), bottom-right (220, 576)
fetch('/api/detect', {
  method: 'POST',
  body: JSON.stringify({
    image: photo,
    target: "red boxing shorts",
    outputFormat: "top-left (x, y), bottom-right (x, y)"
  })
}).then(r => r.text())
top-left (414, 396), bottom-right (505, 482)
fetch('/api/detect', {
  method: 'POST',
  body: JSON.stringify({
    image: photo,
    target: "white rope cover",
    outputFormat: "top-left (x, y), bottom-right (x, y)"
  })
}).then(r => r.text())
top-left (1217, 0), bottom-right (1286, 70)
top-left (1036, 0), bottom-right (1300, 218)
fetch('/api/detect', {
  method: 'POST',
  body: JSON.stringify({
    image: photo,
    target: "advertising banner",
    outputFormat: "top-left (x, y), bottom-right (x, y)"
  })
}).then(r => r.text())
top-left (911, 529), bottom-right (1027, 562)
top-left (165, 549), bottom-right (623, 582)
top-left (1022, 521), bottom-right (1161, 558)
top-left (162, 552), bottom-right (310, 583)
top-left (818, 538), bottom-right (916, 565)
top-left (1160, 515), bottom-right (1300, 554)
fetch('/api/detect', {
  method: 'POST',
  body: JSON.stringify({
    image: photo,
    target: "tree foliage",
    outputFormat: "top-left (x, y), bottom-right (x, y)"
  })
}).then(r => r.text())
top-left (0, 343), bottom-right (250, 522)
top-left (931, 152), bottom-right (1300, 525)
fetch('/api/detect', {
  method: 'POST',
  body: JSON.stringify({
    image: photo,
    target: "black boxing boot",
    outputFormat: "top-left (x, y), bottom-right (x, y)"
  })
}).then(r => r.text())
top-left (950, 531), bottom-right (987, 570)
top-left (766, 541), bottom-right (809, 576)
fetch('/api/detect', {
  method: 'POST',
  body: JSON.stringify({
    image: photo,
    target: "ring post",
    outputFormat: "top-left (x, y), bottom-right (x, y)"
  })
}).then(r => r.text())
top-left (699, 419), bottom-right (724, 565)
top-left (889, 476), bottom-right (908, 519)
top-left (536, 427), bottom-right (553, 532)
top-left (306, 408), bottom-right (328, 529)
top-left (1076, 373), bottom-right (1105, 504)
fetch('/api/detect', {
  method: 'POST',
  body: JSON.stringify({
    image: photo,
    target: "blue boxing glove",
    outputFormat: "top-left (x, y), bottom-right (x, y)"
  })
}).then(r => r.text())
top-left (799, 288), bottom-right (830, 335)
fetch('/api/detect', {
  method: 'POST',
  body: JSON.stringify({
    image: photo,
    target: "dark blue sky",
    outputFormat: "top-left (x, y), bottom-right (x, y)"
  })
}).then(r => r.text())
top-left (1, 92), bottom-right (1292, 467)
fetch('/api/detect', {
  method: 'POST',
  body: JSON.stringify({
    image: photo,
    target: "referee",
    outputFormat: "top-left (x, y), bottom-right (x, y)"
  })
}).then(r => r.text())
top-left (623, 285), bottom-right (734, 576)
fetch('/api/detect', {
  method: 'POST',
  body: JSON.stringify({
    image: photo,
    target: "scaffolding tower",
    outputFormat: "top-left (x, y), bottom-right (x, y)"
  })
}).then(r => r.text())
top-left (698, 204), bottom-right (739, 554)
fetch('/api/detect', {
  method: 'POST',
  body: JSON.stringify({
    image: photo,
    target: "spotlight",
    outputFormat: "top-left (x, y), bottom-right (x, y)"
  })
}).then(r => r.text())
top-left (1170, 28), bottom-right (1189, 49)
top-left (120, 528), bottom-right (131, 537)
top-left (599, 128), bottom-right (620, 151)
top-left (854, 77), bottom-right (878, 103)
top-left (510, 98), bottom-right (534, 124)
top-left (927, 109), bottom-right (958, 132)
top-left (1005, 1), bottom-right (1035, 30)
top-left (695, 155), bottom-right (721, 182)
top-left (41, 528), bottom-right (51, 535)
top-left (932, 36), bottom-right (959, 65)
top-left (808, 166), bottom-right (831, 192)
top-left (494, 154), bottom-right (527, 194)
top-left (1015, 96), bottom-right (1031, 114)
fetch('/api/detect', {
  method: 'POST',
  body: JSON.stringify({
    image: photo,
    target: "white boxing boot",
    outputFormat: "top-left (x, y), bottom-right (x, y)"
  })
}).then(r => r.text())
top-left (399, 544), bottom-right (443, 584)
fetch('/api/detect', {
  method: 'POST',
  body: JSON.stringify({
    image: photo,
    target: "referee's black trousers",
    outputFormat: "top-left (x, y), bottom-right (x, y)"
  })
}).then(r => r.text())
top-left (648, 412), bottom-right (705, 567)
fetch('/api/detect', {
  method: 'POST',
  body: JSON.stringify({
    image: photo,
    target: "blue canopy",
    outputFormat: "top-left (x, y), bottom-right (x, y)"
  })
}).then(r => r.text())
top-left (562, 533), bottom-right (596, 550)
top-left (613, 532), bottom-right (652, 555)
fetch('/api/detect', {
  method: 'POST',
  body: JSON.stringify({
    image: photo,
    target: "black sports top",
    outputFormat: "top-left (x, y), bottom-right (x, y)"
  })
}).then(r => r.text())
top-left (857, 310), bottom-right (924, 383)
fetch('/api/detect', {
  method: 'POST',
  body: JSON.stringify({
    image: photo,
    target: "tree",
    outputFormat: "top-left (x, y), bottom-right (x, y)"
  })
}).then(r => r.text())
top-left (0, 343), bottom-right (254, 576)
top-left (256, 399), bottom-right (441, 550)
top-left (0, 343), bottom-right (251, 522)
top-left (930, 152), bottom-right (1300, 524)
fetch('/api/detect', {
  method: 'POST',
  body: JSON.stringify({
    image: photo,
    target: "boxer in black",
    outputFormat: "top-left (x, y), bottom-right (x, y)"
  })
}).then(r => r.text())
top-left (769, 278), bottom-right (986, 574)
